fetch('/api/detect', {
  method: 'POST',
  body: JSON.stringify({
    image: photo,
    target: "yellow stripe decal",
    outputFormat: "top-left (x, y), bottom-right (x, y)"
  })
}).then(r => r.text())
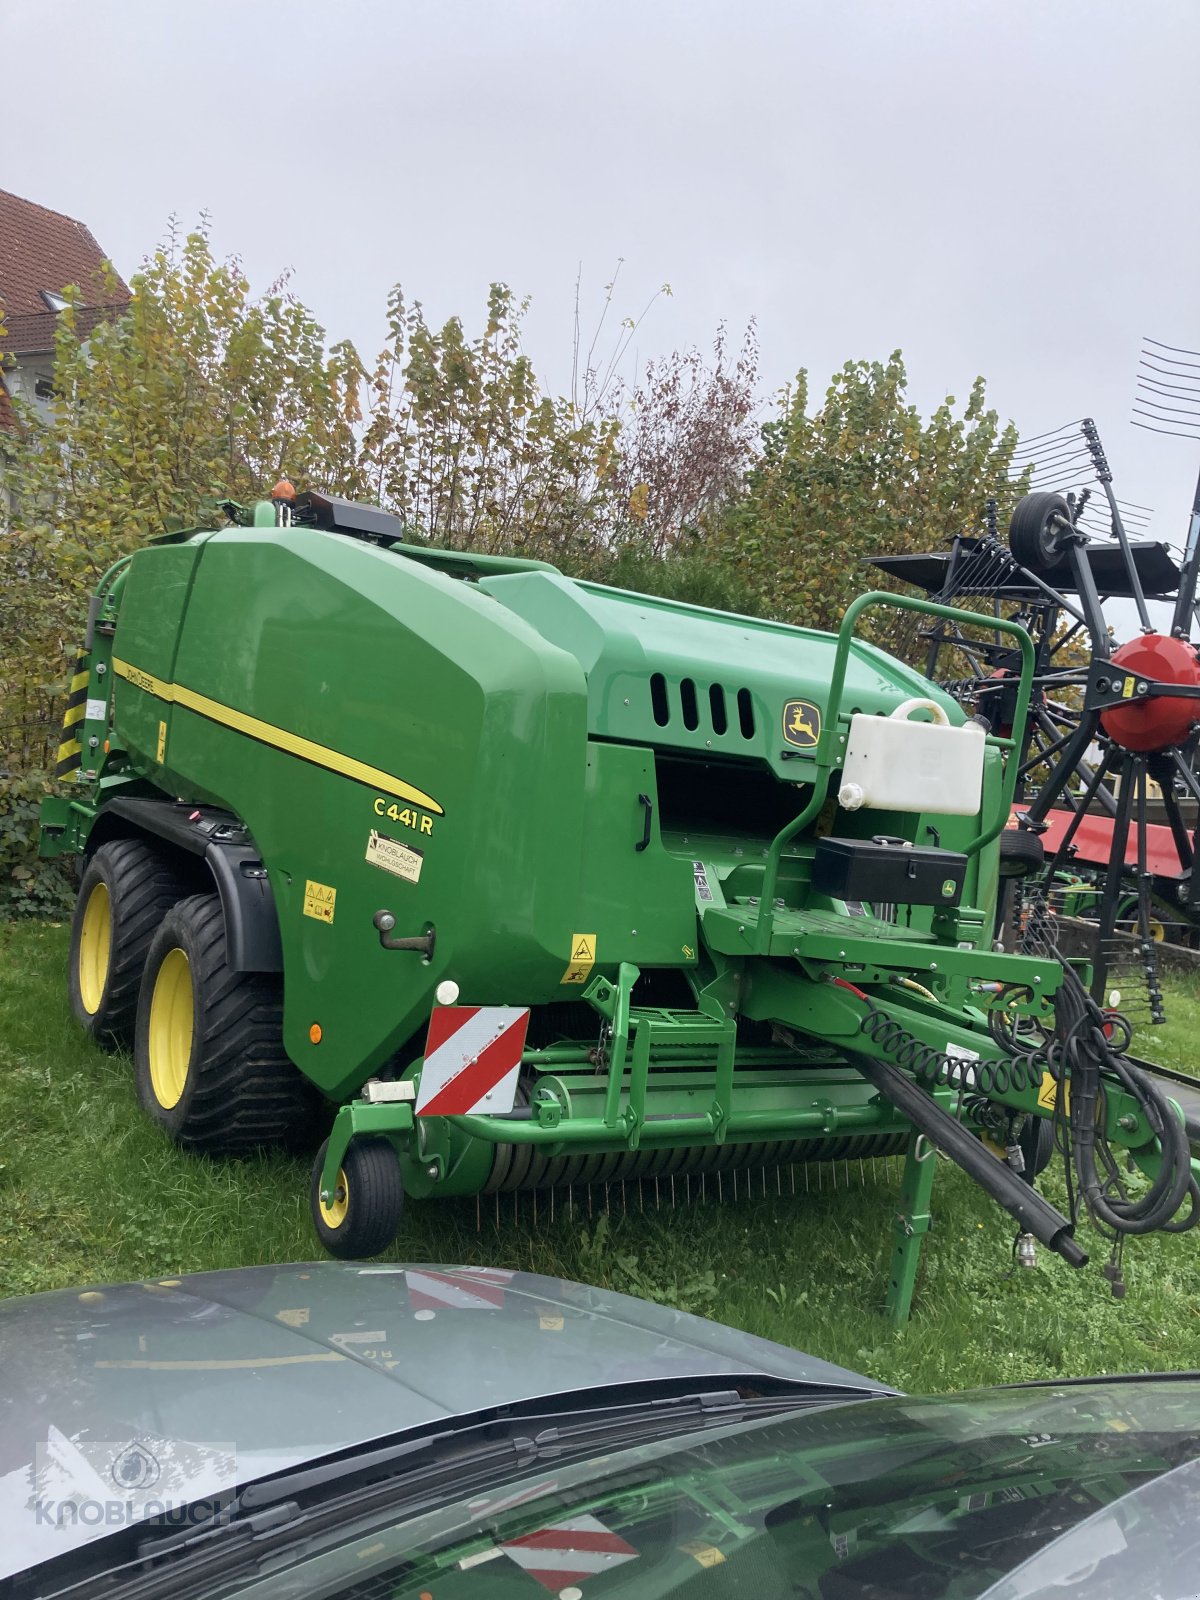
top-left (112, 657), bottom-right (444, 815)
top-left (112, 659), bottom-right (172, 699)
top-left (62, 703), bottom-right (86, 727)
top-left (70, 671), bottom-right (89, 693)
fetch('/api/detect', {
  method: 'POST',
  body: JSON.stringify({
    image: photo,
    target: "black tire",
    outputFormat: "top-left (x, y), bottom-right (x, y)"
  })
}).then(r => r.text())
top-left (998, 826), bottom-right (1045, 880)
top-left (69, 838), bottom-right (190, 1046)
top-left (311, 1137), bottom-right (404, 1258)
top-left (1009, 492), bottom-right (1071, 574)
top-left (1019, 1115), bottom-right (1055, 1184)
top-left (134, 893), bottom-right (313, 1154)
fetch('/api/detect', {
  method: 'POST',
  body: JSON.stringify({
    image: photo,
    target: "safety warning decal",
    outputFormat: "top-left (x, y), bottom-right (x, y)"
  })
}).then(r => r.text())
top-left (693, 860), bottom-right (713, 902)
top-left (1037, 1070), bottom-right (1069, 1114)
top-left (303, 879), bottom-right (337, 924)
top-left (782, 698), bottom-right (822, 749)
top-left (365, 828), bottom-right (423, 884)
top-left (416, 1006), bottom-right (530, 1116)
top-left (561, 932), bottom-right (597, 985)
top-left (680, 1540), bottom-right (726, 1568)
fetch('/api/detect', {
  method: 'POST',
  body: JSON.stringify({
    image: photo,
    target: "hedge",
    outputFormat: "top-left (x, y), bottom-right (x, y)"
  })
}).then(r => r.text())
top-left (0, 771), bottom-right (75, 919)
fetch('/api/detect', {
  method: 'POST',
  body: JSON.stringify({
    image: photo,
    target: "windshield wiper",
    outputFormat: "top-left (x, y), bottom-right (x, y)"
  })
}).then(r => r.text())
top-left (39, 1383), bottom-right (866, 1600)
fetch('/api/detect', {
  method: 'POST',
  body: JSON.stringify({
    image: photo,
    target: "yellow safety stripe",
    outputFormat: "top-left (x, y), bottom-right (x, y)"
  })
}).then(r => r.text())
top-left (112, 656), bottom-right (444, 815)
top-left (55, 652), bottom-right (90, 778)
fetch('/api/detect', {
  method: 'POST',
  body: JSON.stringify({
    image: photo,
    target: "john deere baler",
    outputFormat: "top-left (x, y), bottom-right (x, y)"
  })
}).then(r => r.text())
top-left (41, 488), bottom-right (1199, 1317)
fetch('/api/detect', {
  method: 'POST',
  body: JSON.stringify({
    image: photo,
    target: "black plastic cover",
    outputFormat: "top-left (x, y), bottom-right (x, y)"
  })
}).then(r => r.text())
top-left (296, 490), bottom-right (405, 544)
top-left (812, 835), bottom-right (967, 907)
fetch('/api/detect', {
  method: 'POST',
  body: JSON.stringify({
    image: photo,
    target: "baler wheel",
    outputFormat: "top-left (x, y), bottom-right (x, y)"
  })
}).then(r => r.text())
top-left (998, 826), bottom-right (1045, 879)
top-left (1008, 491), bottom-right (1072, 574)
top-left (311, 1137), bottom-right (404, 1259)
top-left (134, 894), bottom-right (313, 1154)
top-left (69, 838), bottom-right (190, 1047)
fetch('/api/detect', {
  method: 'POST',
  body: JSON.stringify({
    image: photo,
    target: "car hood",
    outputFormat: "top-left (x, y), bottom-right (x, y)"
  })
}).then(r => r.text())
top-left (0, 1261), bottom-right (880, 1580)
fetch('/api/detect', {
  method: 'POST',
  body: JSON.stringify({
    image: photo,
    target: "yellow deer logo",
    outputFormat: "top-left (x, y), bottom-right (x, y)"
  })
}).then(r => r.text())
top-left (782, 699), bottom-right (821, 749)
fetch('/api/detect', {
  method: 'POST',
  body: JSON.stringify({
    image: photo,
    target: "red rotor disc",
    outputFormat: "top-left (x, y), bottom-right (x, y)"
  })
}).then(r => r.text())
top-left (1099, 633), bottom-right (1200, 753)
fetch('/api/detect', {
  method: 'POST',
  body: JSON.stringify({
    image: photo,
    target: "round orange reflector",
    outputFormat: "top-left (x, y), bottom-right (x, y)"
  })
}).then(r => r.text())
top-left (309, 1022), bottom-right (323, 1044)
top-left (271, 478), bottom-right (297, 502)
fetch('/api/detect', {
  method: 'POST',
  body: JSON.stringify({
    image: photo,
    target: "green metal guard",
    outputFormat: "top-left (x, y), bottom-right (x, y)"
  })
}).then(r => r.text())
top-left (754, 592), bottom-right (1035, 954)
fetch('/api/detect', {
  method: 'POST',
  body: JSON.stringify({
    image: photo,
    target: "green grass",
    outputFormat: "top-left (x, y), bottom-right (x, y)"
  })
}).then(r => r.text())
top-left (2, 918), bottom-right (1199, 1392)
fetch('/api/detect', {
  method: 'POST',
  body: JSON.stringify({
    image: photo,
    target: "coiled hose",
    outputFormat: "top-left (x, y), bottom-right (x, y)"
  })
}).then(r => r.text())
top-left (832, 976), bottom-right (1048, 1097)
top-left (832, 967), bottom-right (1199, 1240)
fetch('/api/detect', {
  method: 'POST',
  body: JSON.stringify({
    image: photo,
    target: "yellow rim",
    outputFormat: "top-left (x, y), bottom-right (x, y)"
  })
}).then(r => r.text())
top-left (78, 882), bottom-right (112, 1016)
top-left (319, 1169), bottom-right (349, 1229)
top-left (148, 949), bottom-right (194, 1109)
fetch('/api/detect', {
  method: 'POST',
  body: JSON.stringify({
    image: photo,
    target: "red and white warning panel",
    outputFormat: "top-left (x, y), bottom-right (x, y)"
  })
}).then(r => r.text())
top-left (415, 1005), bottom-right (530, 1117)
top-left (404, 1266), bottom-right (513, 1311)
top-left (500, 1514), bottom-right (638, 1590)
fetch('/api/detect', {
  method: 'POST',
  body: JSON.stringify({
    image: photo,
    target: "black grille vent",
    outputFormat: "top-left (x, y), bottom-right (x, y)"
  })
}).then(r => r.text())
top-left (648, 677), bottom-right (756, 740)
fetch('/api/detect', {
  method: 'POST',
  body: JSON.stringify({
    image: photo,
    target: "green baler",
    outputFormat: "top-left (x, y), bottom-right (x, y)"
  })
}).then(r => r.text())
top-left (41, 489), bottom-right (1199, 1316)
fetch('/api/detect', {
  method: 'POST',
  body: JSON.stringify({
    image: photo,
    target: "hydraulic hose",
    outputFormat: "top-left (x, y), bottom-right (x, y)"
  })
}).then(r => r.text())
top-left (1052, 962), bottom-right (1200, 1237)
top-left (832, 970), bottom-right (1199, 1243)
top-left (853, 1051), bottom-right (1088, 1267)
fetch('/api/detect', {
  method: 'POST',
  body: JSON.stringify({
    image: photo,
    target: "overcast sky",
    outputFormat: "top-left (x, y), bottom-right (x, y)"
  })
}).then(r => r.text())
top-left (6, 0), bottom-right (1199, 618)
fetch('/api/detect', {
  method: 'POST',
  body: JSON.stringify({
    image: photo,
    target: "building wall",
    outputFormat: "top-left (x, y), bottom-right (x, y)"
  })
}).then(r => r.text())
top-left (3, 353), bottom-right (57, 424)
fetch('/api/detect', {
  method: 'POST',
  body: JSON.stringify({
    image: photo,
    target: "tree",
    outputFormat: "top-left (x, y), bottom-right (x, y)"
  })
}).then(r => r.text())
top-left (0, 222), bottom-right (364, 769)
top-left (606, 321), bottom-right (760, 557)
top-left (718, 352), bottom-right (1023, 648)
top-left (355, 271), bottom-right (761, 580)
top-left (358, 283), bottom-right (621, 564)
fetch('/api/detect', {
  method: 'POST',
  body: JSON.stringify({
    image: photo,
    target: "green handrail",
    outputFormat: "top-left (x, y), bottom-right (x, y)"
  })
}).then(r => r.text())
top-left (752, 591), bottom-right (1035, 953)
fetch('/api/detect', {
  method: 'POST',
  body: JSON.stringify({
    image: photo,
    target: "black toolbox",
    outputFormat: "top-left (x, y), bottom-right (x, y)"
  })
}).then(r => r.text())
top-left (812, 835), bottom-right (967, 907)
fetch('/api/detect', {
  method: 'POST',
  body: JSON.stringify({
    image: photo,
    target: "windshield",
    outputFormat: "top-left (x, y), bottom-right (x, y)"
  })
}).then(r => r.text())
top-left (67, 1377), bottom-right (1199, 1600)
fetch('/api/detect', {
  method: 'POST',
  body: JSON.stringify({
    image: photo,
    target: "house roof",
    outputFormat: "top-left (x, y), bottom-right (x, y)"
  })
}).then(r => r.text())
top-left (0, 187), bottom-right (131, 358)
top-left (2, 304), bottom-right (125, 357)
top-left (0, 189), bottom-right (131, 423)
top-left (0, 188), bottom-right (130, 317)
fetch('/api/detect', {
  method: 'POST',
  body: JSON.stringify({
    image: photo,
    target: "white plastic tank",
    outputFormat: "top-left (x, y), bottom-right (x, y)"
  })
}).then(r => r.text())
top-left (837, 698), bottom-right (985, 816)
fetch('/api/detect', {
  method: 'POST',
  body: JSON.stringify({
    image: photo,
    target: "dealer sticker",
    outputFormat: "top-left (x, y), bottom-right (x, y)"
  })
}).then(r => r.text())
top-left (944, 1041), bottom-right (979, 1087)
top-left (366, 829), bottom-right (424, 885)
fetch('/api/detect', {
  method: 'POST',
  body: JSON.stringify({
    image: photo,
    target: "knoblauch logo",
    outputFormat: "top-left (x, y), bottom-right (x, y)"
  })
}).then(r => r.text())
top-left (31, 1432), bottom-right (236, 1530)
top-left (109, 1442), bottom-right (161, 1492)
